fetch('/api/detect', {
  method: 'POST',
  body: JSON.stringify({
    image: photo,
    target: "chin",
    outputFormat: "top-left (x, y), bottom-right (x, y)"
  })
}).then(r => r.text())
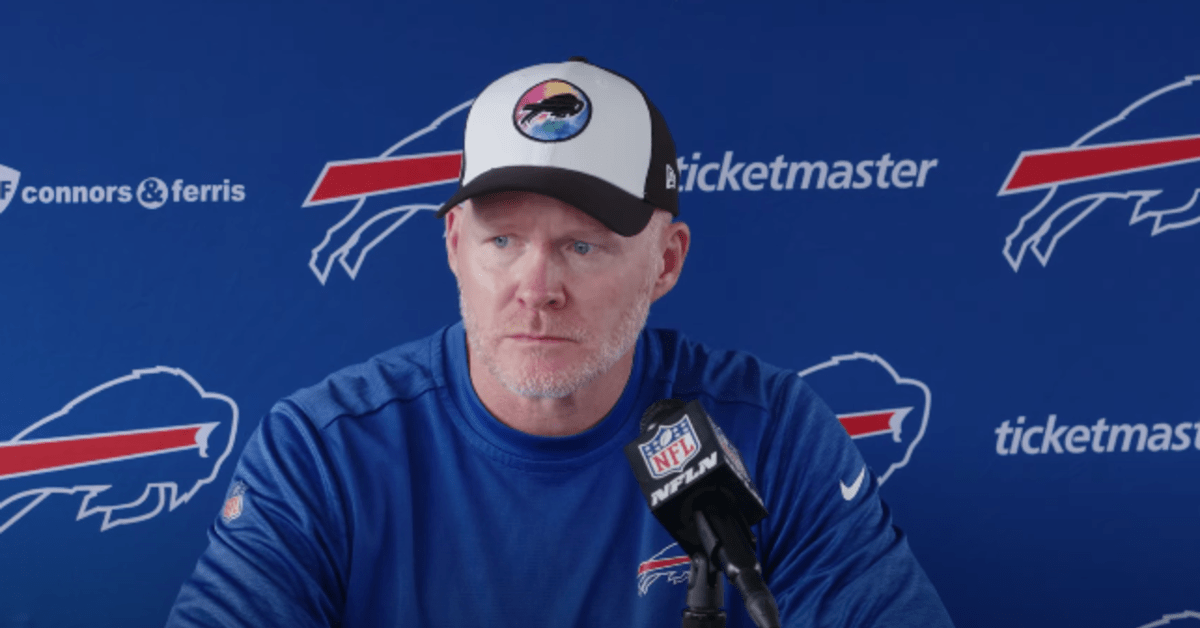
top-left (494, 354), bottom-right (600, 399)
top-left (505, 353), bottom-right (581, 380)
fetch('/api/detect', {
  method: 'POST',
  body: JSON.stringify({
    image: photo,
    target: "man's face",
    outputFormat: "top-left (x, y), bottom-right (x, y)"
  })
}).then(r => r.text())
top-left (447, 191), bottom-right (664, 399)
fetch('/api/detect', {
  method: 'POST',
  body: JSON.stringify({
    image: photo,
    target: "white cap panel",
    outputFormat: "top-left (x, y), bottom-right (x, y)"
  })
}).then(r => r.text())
top-left (461, 61), bottom-right (652, 198)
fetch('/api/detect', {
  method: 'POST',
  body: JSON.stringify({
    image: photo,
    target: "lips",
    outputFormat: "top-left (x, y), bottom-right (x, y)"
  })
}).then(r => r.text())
top-left (508, 334), bottom-right (575, 342)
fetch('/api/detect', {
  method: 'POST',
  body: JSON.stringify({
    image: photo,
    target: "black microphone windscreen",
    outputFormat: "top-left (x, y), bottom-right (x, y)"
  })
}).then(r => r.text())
top-left (640, 398), bottom-right (686, 431)
top-left (626, 399), bottom-right (781, 628)
top-left (625, 399), bottom-right (768, 556)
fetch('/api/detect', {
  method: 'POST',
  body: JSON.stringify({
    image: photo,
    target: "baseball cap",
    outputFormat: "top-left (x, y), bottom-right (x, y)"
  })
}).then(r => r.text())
top-left (436, 57), bottom-right (679, 237)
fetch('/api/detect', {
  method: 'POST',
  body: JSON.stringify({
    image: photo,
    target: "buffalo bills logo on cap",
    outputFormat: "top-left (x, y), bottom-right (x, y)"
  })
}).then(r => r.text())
top-left (513, 79), bottom-right (591, 142)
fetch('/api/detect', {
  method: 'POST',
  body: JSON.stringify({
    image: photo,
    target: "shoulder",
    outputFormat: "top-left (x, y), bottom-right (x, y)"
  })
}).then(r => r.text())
top-left (649, 328), bottom-right (818, 415)
top-left (280, 325), bottom-right (451, 431)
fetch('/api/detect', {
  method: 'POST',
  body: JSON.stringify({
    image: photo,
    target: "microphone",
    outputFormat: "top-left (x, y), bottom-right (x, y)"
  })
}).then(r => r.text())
top-left (624, 399), bottom-right (781, 628)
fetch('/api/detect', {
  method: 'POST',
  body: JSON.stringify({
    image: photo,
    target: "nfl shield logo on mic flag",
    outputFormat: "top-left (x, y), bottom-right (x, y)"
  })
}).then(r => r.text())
top-left (638, 415), bottom-right (702, 479)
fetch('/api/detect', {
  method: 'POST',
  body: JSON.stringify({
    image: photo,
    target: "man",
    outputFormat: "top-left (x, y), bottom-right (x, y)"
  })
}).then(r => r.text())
top-left (167, 58), bottom-right (954, 627)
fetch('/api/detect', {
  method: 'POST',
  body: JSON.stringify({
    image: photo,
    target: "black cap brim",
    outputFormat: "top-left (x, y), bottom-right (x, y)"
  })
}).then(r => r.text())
top-left (435, 166), bottom-right (663, 237)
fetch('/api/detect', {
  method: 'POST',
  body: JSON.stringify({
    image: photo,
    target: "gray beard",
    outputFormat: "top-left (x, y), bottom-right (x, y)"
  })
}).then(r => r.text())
top-left (458, 277), bottom-right (654, 400)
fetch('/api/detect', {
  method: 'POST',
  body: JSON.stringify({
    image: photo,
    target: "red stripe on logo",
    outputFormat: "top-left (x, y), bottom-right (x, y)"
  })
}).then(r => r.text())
top-left (1003, 134), bottom-right (1200, 193)
top-left (637, 556), bottom-right (690, 575)
top-left (838, 411), bottom-right (896, 438)
top-left (0, 426), bottom-right (206, 479)
top-left (307, 152), bottom-right (462, 203)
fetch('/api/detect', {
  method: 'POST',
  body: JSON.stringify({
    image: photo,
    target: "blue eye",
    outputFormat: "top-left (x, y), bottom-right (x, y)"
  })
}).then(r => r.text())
top-left (572, 241), bottom-right (594, 255)
top-left (493, 236), bottom-right (510, 248)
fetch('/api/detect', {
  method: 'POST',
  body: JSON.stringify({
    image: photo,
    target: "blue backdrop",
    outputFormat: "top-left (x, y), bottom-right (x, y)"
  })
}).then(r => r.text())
top-left (1, 1), bottom-right (1197, 626)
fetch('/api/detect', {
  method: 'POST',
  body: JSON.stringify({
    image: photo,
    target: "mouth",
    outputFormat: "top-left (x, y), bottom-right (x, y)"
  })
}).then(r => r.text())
top-left (507, 334), bottom-right (576, 343)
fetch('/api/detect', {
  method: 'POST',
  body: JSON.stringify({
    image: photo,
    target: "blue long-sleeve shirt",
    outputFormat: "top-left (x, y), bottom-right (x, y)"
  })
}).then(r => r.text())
top-left (166, 322), bottom-right (954, 627)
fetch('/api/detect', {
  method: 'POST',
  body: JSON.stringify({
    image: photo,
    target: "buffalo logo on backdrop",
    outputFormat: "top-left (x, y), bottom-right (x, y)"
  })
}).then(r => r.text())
top-left (636, 542), bottom-right (691, 596)
top-left (798, 353), bottom-right (931, 485)
top-left (0, 367), bottom-right (238, 534)
top-left (1000, 74), bottom-right (1200, 271)
top-left (303, 101), bottom-right (472, 284)
top-left (1134, 611), bottom-right (1200, 628)
top-left (512, 80), bottom-right (591, 141)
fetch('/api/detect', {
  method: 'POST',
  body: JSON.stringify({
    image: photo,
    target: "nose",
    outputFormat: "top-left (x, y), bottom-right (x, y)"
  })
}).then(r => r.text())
top-left (514, 246), bottom-right (567, 311)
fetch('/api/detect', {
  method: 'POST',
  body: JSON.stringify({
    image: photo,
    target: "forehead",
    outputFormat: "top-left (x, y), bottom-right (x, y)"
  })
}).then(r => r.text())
top-left (465, 191), bottom-right (615, 237)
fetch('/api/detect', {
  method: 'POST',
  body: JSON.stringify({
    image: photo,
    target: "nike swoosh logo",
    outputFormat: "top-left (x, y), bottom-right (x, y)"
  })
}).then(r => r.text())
top-left (840, 465), bottom-right (866, 501)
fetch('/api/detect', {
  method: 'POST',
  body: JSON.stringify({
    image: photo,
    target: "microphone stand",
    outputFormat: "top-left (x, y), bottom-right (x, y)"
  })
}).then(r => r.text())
top-left (690, 509), bottom-right (783, 628)
top-left (682, 552), bottom-right (725, 628)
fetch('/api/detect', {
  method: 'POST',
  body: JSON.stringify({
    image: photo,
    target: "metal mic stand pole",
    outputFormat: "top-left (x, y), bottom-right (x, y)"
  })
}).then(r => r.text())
top-left (681, 552), bottom-right (725, 628)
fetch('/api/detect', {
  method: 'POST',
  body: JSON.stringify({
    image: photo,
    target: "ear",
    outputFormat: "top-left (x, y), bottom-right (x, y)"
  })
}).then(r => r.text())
top-left (445, 204), bottom-right (464, 278)
top-left (650, 219), bottom-right (690, 303)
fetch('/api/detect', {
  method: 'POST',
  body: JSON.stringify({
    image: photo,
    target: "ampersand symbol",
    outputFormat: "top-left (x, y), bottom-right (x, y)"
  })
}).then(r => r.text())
top-left (140, 180), bottom-right (164, 205)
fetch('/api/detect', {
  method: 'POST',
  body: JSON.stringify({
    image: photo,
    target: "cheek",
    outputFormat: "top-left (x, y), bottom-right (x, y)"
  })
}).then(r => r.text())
top-left (462, 251), bottom-right (507, 298)
top-left (579, 272), bottom-right (641, 311)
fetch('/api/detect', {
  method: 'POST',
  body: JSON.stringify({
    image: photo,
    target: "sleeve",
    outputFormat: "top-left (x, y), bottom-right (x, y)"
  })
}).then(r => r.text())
top-left (164, 402), bottom-right (349, 627)
top-left (754, 377), bottom-right (955, 628)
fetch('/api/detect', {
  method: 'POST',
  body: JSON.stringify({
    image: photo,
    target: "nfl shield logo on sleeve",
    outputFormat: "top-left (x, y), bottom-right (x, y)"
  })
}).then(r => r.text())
top-left (638, 415), bottom-right (702, 479)
top-left (221, 481), bottom-right (246, 524)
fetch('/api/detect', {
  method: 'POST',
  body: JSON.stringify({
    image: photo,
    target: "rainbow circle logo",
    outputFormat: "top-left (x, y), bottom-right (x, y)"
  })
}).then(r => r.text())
top-left (513, 79), bottom-right (591, 142)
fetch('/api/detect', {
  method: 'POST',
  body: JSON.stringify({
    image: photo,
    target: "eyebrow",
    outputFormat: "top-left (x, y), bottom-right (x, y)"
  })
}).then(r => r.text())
top-left (566, 226), bottom-right (615, 241)
top-left (471, 213), bottom-right (615, 242)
